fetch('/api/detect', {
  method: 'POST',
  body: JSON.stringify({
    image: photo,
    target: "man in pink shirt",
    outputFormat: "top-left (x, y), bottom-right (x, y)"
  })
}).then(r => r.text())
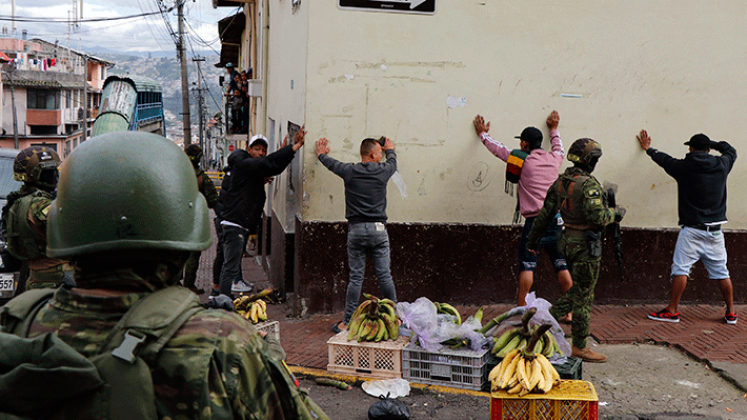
top-left (473, 111), bottom-right (572, 316)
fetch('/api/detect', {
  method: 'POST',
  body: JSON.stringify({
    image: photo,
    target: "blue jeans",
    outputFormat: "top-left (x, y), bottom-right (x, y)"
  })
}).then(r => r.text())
top-left (219, 224), bottom-right (248, 295)
top-left (344, 222), bottom-right (398, 324)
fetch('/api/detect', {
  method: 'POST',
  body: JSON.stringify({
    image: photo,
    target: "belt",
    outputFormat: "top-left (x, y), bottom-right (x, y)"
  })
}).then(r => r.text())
top-left (686, 224), bottom-right (720, 232)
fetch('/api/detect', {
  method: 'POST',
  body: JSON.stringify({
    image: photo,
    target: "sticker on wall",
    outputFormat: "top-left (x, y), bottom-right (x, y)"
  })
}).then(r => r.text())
top-left (338, 0), bottom-right (436, 15)
top-left (446, 96), bottom-right (467, 109)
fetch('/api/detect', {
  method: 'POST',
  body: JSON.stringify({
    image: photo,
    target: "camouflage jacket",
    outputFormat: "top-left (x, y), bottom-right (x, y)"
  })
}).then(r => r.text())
top-left (1, 186), bottom-right (65, 265)
top-left (527, 166), bottom-right (615, 248)
top-left (23, 287), bottom-right (328, 420)
top-left (196, 168), bottom-right (219, 209)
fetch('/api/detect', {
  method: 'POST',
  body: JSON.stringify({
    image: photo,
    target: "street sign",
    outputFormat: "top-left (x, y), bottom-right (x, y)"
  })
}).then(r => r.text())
top-left (338, 0), bottom-right (435, 14)
top-left (228, 144), bottom-right (235, 151)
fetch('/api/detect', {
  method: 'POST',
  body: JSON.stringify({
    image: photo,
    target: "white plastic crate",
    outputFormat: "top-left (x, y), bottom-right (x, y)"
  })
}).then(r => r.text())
top-left (255, 320), bottom-right (279, 339)
top-left (402, 343), bottom-right (491, 390)
top-left (327, 331), bottom-right (409, 379)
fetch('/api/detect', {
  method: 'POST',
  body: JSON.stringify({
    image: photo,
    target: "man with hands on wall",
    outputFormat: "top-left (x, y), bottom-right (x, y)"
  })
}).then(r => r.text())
top-left (316, 136), bottom-right (399, 334)
top-left (638, 129), bottom-right (737, 325)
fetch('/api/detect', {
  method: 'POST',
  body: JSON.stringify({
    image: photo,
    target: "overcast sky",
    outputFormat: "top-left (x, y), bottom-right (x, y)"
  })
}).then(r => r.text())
top-left (0, 0), bottom-right (237, 57)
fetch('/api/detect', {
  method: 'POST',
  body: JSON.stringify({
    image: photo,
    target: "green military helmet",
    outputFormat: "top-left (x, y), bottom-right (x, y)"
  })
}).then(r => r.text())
top-left (13, 146), bottom-right (61, 189)
top-left (46, 131), bottom-right (212, 259)
top-left (567, 138), bottom-right (603, 172)
top-left (184, 143), bottom-right (203, 165)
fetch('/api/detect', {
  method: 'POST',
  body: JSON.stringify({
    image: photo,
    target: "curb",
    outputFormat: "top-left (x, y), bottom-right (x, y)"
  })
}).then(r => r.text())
top-left (287, 366), bottom-right (491, 398)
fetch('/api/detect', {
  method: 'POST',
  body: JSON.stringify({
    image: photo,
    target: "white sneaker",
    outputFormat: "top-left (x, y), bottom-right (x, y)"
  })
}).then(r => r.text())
top-left (231, 280), bottom-right (254, 293)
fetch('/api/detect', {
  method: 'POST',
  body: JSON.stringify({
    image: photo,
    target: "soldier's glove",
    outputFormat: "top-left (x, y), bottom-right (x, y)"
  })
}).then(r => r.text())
top-left (205, 294), bottom-right (236, 312)
top-left (614, 206), bottom-right (626, 222)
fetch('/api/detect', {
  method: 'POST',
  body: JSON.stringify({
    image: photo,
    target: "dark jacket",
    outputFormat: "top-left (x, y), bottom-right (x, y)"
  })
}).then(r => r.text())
top-left (220, 145), bottom-right (296, 231)
top-left (214, 165), bottom-right (232, 218)
top-left (647, 141), bottom-right (736, 226)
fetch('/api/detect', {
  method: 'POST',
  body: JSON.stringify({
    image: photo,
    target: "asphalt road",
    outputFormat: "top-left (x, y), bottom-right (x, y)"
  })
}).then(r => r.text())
top-left (299, 340), bottom-right (747, 420)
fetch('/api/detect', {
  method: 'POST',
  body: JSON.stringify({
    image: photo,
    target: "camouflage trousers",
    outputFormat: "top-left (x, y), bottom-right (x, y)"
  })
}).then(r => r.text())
top-left (549, 232), bottom-right (601, 349)
top-left (27, 263), bottom-right (75, 290)
top-left (183, 250), bottom-right (201, 289)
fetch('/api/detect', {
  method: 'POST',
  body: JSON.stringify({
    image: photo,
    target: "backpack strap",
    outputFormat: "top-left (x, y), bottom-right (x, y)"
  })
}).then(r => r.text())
top-left (0, 288), bottom-right (55, 336)
top-left (90, 286), bottom-right (204, 420)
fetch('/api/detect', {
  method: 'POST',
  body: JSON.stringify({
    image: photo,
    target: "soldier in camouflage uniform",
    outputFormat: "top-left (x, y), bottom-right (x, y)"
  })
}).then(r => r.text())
top-left (526, 138), bottom-right (623, 363)
top-left (0, 132), bottom-right (329, 420)
top-left (183, 144), bottom-right (218, 294)
top-left (1, 146), bottom-right (73, 290)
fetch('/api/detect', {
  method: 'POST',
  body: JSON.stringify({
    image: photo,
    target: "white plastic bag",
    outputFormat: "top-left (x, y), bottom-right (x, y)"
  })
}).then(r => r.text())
top-left (362, 378), bottom-right (411, 399)
top-left (525, 292), bottom-right (571, 361)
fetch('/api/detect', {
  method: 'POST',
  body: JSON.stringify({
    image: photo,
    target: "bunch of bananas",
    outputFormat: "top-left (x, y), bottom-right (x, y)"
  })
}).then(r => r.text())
top-left (490, 308), bottom-right (563, 358)
top-left (236, 300), bottom-right (268, 323)
top-left (489, 324), bottom-right (560, 396)
top-left (434, 301), bottom-right (462, 324)
top-left (347, 294), bottom-right (400, 342)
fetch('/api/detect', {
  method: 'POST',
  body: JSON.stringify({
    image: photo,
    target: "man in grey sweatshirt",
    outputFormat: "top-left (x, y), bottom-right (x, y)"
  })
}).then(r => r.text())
top-left (316, 137), bottom-right (399, 333)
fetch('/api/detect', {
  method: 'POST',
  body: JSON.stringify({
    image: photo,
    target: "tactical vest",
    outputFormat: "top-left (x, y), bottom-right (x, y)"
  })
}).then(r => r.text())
top-left (4, 190), bottom-right (50, 261)
top-left (0, 287), bottom-right (330, 420)
top-left (556, 172), bottom-right (590, 226)
top-left (0, 287), bottom-right (204, 420)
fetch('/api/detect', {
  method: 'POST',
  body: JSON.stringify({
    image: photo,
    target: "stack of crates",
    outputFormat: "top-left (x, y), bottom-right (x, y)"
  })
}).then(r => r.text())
top-left (490, 380), bottom-right (598, 420)
top-left (327, 331), bottom-right (410, 379)
top-left (402, 343), bottom-right (491, 390)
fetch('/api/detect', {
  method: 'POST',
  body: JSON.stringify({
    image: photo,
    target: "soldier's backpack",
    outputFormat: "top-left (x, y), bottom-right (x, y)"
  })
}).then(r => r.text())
top-left (0, 286), bottom-right (204, 420)
top-left (0, 287), bottom-right (330, 420)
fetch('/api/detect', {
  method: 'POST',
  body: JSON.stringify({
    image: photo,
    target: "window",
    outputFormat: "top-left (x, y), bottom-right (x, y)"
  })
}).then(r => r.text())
top-left (27, 89), bottom-right (60, 110)
top-left (65, 90), bottom-right (72, 109)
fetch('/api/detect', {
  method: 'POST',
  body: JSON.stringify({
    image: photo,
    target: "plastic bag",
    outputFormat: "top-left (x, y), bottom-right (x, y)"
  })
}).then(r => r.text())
top-left (361, 379), bottom-right (410, 399)
top-left (367, 394), bottom-right (410, 420)
top-left (396, 298), bottom-right (490, 352)
top-left (524, 292), bottom-right (571, 361)
top-left (482, 293), bottom-right (571, 362)
top-left (396, 298), bottom-right (447, 352)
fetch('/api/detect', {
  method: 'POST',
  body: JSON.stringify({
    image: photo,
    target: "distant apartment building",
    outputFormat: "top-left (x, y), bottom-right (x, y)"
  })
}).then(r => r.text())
top-left (0, 37), bottom-right (114, 156)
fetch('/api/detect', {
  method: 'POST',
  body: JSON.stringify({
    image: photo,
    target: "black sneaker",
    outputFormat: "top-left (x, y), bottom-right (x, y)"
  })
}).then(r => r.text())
top-left (725, 312), bottom-right (738, 325)
top-left (209, 289), bottom-right (220, 298)
top-left (648, 308), bottom-right (680, 323)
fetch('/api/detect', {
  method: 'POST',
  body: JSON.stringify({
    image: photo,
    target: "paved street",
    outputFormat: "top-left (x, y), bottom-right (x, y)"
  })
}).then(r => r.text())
top-left (191, 221), bottom-right (747, 419)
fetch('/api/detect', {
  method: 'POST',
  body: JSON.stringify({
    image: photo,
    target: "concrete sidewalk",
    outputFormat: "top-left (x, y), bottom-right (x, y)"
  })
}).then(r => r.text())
top-left (191, 237), bottom-right (747, 392)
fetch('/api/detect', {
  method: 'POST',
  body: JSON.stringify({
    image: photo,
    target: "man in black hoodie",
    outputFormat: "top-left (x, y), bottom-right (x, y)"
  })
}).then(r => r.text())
top-left (637, 130), bottom-right (737, 325)
top-left (219, 128), bottom-right (306, 296)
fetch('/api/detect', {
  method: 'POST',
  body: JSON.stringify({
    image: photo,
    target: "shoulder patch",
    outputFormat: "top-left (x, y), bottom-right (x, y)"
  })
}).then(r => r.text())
top-left (585, 188), bottom-right (601, 198)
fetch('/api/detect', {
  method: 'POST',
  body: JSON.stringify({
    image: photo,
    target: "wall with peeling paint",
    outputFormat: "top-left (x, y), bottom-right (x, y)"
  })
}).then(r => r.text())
top-left (299, 0), bottom-right (747, 229)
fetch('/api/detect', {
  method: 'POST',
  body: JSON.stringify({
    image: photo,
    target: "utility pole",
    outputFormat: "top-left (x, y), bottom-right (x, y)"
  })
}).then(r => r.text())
top-left (177, 0), bottom-right (192, 146)
top-left (192, 57), bottom-right (206, 166)
top-left (7, 64), bottom-right (20, 149)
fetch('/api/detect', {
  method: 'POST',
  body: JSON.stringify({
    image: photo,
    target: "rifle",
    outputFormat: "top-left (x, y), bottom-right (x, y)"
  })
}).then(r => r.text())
top-left (607, 188), bottom-right (624, 282)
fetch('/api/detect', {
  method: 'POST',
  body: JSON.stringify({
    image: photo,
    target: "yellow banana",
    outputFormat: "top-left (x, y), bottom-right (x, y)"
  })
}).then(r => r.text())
top-left (498, 354), bottom-right (521, 389)
top-left (357, 319), bottom-right (373, 342)
top-left (507, 382), bottom-right (523, 394)
top-left (383, 314), bottom-right (399, 340)
top-left (516, 357), bottom-right (530, 391)
top-left (527, 358), bottom-right (542, 391)
top-left (538, 353), bottom-right (560, 383)
top-left (251, 303), bottom-right (260, 323)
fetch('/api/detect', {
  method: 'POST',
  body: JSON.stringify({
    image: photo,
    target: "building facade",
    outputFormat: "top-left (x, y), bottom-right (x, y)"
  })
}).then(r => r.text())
top-left (214, 0), bottom-right (747, 314)
top-left (0, 38), bottom-right (113, 156)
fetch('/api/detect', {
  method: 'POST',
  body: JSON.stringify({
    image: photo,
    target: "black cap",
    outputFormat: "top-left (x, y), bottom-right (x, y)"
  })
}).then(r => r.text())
top-left (684, 133), bottom-right (711, 150)
top-left (515, 126), bottom-right (543, 148)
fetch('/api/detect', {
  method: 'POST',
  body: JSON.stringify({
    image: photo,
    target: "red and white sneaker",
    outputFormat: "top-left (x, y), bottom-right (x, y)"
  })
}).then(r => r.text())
top-left (724, 312), bottom-right (738, 325)
top-left (647, 308), bottom-right (680, 323)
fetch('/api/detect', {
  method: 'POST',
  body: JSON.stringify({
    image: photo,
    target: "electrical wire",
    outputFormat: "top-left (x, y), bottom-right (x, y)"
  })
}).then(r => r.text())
top-left (0, 11), bottom-right (165, 24)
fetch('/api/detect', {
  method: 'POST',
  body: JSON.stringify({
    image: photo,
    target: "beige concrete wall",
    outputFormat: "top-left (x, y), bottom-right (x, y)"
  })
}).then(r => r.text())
top-left (263, 0), bottom-right (309, 232)
top-left (299, 0), bottom-right (747, 229)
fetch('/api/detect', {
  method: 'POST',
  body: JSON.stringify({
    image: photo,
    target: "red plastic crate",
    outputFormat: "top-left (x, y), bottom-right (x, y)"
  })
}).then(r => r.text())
top-left (490, 380), bottom-right (598, 420)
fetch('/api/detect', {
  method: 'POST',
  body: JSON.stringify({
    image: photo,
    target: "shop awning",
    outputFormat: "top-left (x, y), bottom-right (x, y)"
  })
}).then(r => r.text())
top-left (215, 12), bottom-right (245, 68)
